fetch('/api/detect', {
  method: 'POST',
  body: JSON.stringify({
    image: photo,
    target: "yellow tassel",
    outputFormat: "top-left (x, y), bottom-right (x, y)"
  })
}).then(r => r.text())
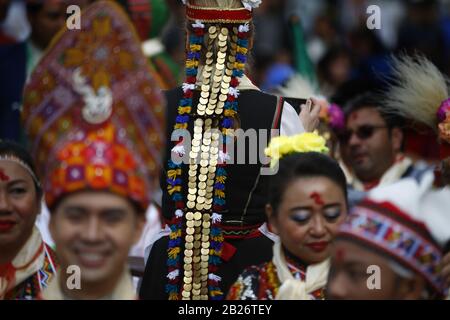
top-left (215, 190), bottom-right (225, 198)
top-left (234, 62), bottom-right (245, 70)
top-left (190, 44), bottom-right (201, 52)
top-left (167, 169), bottom-right (182, 179)
top-left (169, 293), bottom-right (179, 300)
top-left (168, 247), bottom-right (181, 259)
top-left (216, 176), bottom-right (226, 183)
top-left (185, 60), bottom-right (199, 68)
top-left (224, 110), bottom-right (236, 117)
top-left (170, 229), bottom-right (181, 239)
top-left (175, 123), bottom-right (188, 130)
top-left (178, 106), bottom-right (191, 114)
top-left (237, 47), bottom-right (248, 54)
top-left (168, 186), bottom-right (181, 195)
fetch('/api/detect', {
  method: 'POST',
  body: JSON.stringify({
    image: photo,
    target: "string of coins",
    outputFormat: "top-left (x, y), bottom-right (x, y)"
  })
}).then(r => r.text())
top-left (181, 25), bottom-right (233, 300)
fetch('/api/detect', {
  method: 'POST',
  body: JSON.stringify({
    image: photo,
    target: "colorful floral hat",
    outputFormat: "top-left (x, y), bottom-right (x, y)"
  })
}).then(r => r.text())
top-left (337, 173), bottom-right (450, 296)
top-left (21, 1), bottom-right (165, 211)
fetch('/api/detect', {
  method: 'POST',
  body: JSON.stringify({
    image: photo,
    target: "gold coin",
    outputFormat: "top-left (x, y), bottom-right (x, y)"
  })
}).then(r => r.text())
top-left (201, 261), bottom-right (209, 269)
top-left (219, 94), bottom-right (227, 102)
top-left (201, 145), bottom-right (210, 154)
top-left (184, 277), bottom-right (192, 284)
top-left (197, 196), bottom-right (205, 204)
top-left (192, 139), bottom-right (200, 148)
top-left (203, 139), bottom-right (211, 146)
top-left (194, 211), bottom-right (202, 220)
top-left (201, 153), bottom-right (209, 161)
top-left (199, 174), bottom-right (207, 182)
top-left (198, 189), bottom-right (206, 197)
top-left (184, 263), bottom-right (192, 271)
top-left (208, 166), bottom-right (217, 174)
top-left (219, 46), bottom-right (227, 53)
top-left (199, 97), bottom-right (208, 105)
top-left (187, 201), bottom-right (195, 209)
top-left (194, 127), bottom-right (202, 134)
top-left (185, 270), bottom-right (193, 278)
top-left (183, 284), bottom-right (192, 292)
top-left (198, 182), bottom-right (206, 191)
top-left (186, 220), bottom-right (195, 228)
top-left (192, 289), bottom-right (201, 296)
top-left (194, 241), bottom-right (201, 249)
top-left (199, 167), bottom-right (208, 175)
top-left (205, 198), bottom-right (213, 205)
top-left (225, 69), bottom-right (232, 76)
top-left (201, 275), bottom-right (208, 282)
top-left (195, 118), bottom-right (203, 126)
top-left (186, 227), bottom-right (195, 235)
top-left (206, 179), bottom-right (214, 186)
top-left (216, 63), bottom-right (224, 71)
top-left (196, 203), bottom-right (204, 211)
top-left (208, 172), bottom-right (215, 179)
top-left (194, 132), bottom-right (203, 139)
top-left (186, 212), bottom-right (194, 220)
top-left (219, 33), bottom-right (227, 42)
top-left (188, 187), bottom-right (196, 195)
top-left (193, 283), bottom-right (202, 292)
top-left (201, 268), bottom-right (209, 275)
top-left (201, 91), bottom-right (209, 99)
top-left (201, 241), bottom-right (210, 249)
top-left (193, 256), bottom-right (201, 264)
top-left (184, 249), bottom-right (193, 257)
top-left (202, 70), bottom-right (211, 79)
top-left (208, 26), bottom-right (217, 34)
top-left (202, 234), bottom-right (209, 242)
top-left (221, 28), bottom-right (229, 36)
top-left (213, 75), bottom-right (222, 83)
top-left (221, 87), bottom-right (229, 95)
top-left (210, 159), bottom-right (218, 166)
top-left (193, 263), bottom-right (201, 271)
top-left (184, 256), bottom-right (192, 264)
top-left (194, 220), bottom-right (202, 227)
top-left (217, 51), bottom-right (226, 59)
top-left (205, 109), bottom-right (214, 116)
top-left (201, 84), bottom-right (210, 92)
top-left (185, 242), bottom-right (193, 250)
top-left (206, 51), bottom-right (214, 59)
top-left (185, 234), bottom-right (194, 242)
top-left (200, 159), bottom-right (209, 167)
top-left (201, 248), bottom-right (209, 255)
top-left (202, 228), bottom-right (210, 235)
top-left (204, 204), bottom-right (212, 210)
top-left (194, 233), bottom-right (202, 241)
top-left (202, 221), bottom-right (211, 229)
top-left (182, 291), bottom-right (190, 298)
top-left (203, 214), bottom-right (210, 222)
top-left (205, 64), bottom-right (213, 72)
top-left (197, 110), bottom-right (205, 116)
top-left (187, 194), bottom-right (196, 202)
top-left (211, 86), bottom-right (220, 94)
top-left (217, 57), bottom-right (226, 65)
top-left (191, 146), bottom-right (200, 153)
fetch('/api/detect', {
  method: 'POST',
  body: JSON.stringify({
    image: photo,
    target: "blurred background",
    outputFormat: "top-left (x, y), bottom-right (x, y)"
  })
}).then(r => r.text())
top-left (1, 0), bottom-right (450, 147)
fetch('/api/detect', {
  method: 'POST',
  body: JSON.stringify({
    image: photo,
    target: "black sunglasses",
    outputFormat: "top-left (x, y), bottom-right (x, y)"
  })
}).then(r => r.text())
top-left (338, 125), bottom-right (387, 143)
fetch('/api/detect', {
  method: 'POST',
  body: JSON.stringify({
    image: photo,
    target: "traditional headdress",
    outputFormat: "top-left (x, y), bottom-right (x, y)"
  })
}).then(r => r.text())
top-left (382, 54), bottom-right (450, 184)
top-left (165, 0), bottom-right (261, 300)
top-left (21, 1), bottom-right (165, 211)
top-left (337, 173), bottom-right (450, 297)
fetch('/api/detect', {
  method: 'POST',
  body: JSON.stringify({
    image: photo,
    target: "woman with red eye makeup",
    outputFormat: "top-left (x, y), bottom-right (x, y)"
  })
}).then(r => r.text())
top-left (227, 133), bottom-right (348, 300)
top-left (0, 140), bottom-right (57, 300)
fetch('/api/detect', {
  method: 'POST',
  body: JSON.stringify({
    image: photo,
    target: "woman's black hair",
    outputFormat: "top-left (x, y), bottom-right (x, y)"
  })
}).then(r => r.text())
top-left (0, 139), bottom-right (42, 199)
top-left (268, 152), bottom-right (348, 214)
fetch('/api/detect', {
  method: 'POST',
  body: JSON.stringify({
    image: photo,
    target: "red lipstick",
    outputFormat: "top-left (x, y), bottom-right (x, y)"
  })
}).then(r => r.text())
top-left (306, 241), bottom-right (329, 252)
top-left (0, 220), bottom-right (16, 232)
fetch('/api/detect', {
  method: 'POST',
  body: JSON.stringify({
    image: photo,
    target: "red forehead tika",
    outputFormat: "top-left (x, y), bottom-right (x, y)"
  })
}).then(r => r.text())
top-left (310, 192), bottom-right (325, 206)
top-left (0, 168), bottom-right (10, 182)
top-left (350, 112), bottom-right (358, 121)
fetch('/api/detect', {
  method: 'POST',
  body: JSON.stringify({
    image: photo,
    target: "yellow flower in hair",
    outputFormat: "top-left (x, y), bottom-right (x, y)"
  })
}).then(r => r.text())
top-left (265, 132), bottom-right (329, 168)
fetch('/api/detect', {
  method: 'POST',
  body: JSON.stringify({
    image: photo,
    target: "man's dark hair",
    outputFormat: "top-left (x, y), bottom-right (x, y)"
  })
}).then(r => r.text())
top-left (344, 91), bottom-right (405, 130)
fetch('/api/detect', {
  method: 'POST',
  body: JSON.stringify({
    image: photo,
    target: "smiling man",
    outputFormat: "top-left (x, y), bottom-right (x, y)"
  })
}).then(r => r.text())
top-left (21, 1), bottom-right (165, 299)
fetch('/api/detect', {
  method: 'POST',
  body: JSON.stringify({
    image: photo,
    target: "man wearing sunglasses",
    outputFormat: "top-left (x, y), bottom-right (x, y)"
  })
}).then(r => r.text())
top-left (338, 92), bottom-right (429, 204)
